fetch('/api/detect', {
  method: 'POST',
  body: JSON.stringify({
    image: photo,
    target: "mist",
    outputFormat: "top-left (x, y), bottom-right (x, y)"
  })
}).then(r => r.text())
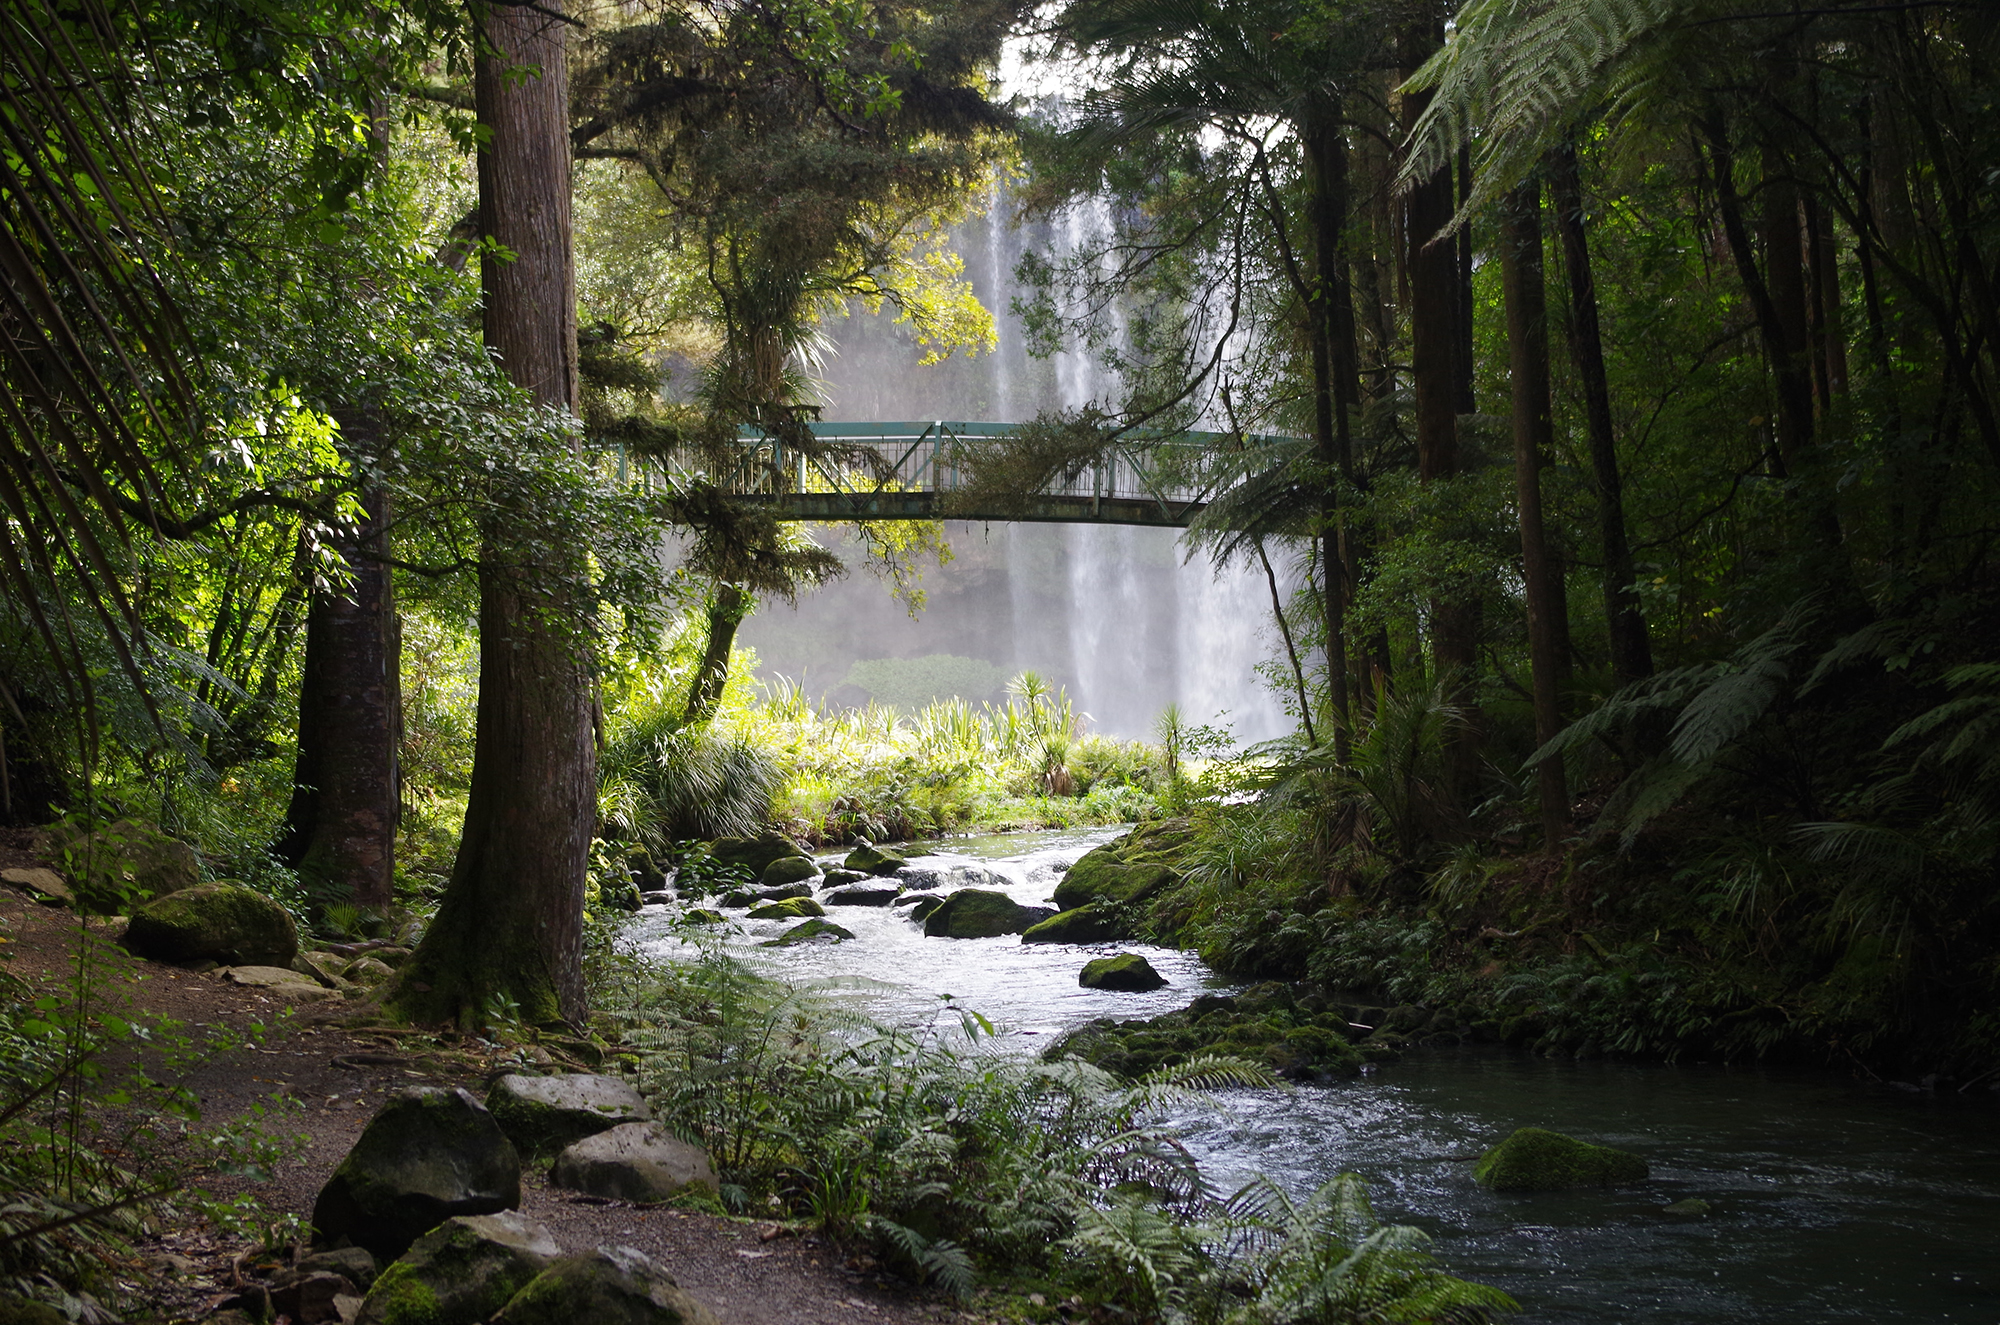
top-left (736, 189), bottom-right (1296, 744)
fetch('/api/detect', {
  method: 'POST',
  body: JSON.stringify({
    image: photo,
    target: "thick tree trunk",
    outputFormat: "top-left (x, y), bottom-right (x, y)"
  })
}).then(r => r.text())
top-left (1548, 144), bottom-right (1652, 686)
top-left (1499, 181), bottom-right (1570, 847)
top-left (683, 583), bottom-right (749, 725)
top-left (395, 0), bottom-right (592, 1029)
top-left (275, 464), bottom-right (399, 912)
top-left (1303, 97), bottom-right (1354, 758)
top-left (1402, 17), bottom-right (1480, 804)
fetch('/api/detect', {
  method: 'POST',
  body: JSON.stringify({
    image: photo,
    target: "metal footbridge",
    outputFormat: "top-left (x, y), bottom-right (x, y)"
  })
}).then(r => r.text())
top-left (700, 420), bottom-right (1290, 528)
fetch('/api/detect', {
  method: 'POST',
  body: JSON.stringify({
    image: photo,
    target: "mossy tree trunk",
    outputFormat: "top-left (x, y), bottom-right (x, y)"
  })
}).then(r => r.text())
top-left (682, 583), bottom-right (748, 725)
top-left (393, 0), bottom-right (593, 1029)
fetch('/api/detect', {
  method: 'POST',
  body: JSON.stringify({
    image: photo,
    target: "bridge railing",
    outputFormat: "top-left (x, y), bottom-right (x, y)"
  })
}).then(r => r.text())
top-left (702, 420), bottom-right (1284, 513)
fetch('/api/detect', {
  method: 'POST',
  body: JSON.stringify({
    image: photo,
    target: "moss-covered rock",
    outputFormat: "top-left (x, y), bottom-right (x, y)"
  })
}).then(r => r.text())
top-left (764, 917), bottom-right (855, 946)
top-left (842, 843), bottom-right (907, 875)
top-left (898, 894), bottom-right (943, 922)
top-left (748, 896), bottom-right (824, 919)
top-left (490, 1245), bottom-right (719, 1325)
top-left (705, 831), bottom-right (806, 877)
top-left (355, 1212), bottom-right (558, 1325)
top-left (1079, 953), bottom-right (1167, 991)
top-left (55, 818), bottom-right (200, 913)
top-left (750, 881), bottom-right (812, 902)
top-left (1472, 1128), bottom-right (1649, 1191)
top-left (923, 889), bottom-right (1044, 938)
top-left (1660, 1198), bottom-right (1712, 1217)
top-left (681, 908), bottom-right (724, 926)
top-left (821, 868), bottom-right (868, 887)
top-left (550, 1124), bottom-right (718, 1204)
top-left (122, 882), bottom-right (297, 966)
top-left (1047, 983), bottom-right (1367, 1081)
top-left (718, 890), bottom-right (757, 908)
top-left (822, 882), bottom-right (902, 906)
top-left (758, 855), bottom-right (820, 887)
top-left (1052, 857), bottom-right (1178, 911)
top-left (1021, 903), bottom-right (1130, 945)
top-left (312, 1088), bottom-right (522, 1260)
top-left (486, 1074), bottom-right (650, 1157)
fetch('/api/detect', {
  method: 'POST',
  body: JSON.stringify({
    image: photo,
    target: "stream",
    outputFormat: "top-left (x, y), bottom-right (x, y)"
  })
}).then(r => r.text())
top-left (633, 827), bottom-right (2000, 1323)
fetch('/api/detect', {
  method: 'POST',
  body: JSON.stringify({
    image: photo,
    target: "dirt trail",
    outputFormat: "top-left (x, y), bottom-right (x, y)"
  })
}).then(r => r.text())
top-left (0, 882), bottom-right (986, 1325)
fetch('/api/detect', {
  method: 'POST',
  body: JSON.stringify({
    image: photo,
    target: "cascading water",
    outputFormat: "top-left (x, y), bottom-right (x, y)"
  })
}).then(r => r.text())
top-left (737, 183), bottom-right (1290, 741)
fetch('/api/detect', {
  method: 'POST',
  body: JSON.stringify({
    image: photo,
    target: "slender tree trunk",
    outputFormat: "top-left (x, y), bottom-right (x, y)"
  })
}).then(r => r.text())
top-left (1499, 180), bottom-right (1570, 847)
top-left (395, 0), bottom-right (592, 1029)
top-left (1454, 145), bottom-right (1477, 414)
top-left (1255, 539), bottom-right (1316, 747)
top-left (1402, 16), bottom-right (1480, 805)
top-left (1304, 97), bottom-right (1354, 759)
top-left (275, 463), bottom-right (398, 911)
top-left (683, 583), bottom-right (749, 724)
top-left (1548, 143), bottom-right (1652, 686)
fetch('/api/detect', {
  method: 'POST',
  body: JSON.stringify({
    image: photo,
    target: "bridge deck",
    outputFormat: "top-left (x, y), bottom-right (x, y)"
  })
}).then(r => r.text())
top-left (691, 420), bottom-right (1287, 527)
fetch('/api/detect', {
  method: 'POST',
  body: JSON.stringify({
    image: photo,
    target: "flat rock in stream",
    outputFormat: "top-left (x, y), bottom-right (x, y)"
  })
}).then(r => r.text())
top-left (1473, 1127), bottom-right (1649, 1191)
top-left (923, 889), bottom-right (1049, 938)
top-left (822, 882), bottom-right (902, 906)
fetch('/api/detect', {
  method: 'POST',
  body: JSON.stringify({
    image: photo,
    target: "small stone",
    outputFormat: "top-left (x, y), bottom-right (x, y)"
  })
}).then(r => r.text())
top-left (550, 1123), bottom-right (718, 1204)
top-left (491, 1245), bottom-right (720, 1325)
top-left (899, 895), bottom-right (943, 922)
top-left (486, 1074), bottom-right (650, 1156)
top-left (296, 1245), bottom-right (379, 1290)
top-left (820, 869), bottom-right (868, 888)
top-left (751, 881), bottom-right (812, 902)
top-left (218, 965), bottom-right (340, 1001)
top-left (638, 891), bottom-right (675, 906)
top-left (1660, 1198), bottom-right (1712, 1217)
top-left (343, 956), bottom-right (396, 985)
top-left (680, 908), bottom-right (725, 925)
top-left (763, 918), bottom-right (855, 946)
top-left (748, 896), bottom-right (824, 919)
top-left (355, 1211), bottom-right (560, 1325)
top-left (1, 867), bottom-right (74, 908)
top-left (1078, 953), bottom-right (1167, 991)
top-left (313, 1087), bottom-right (522, 1260)
top-left (706, 831), bottom-right (807, 877)
top-left (272, 1270), bottom-right (350, 1323)
top-left (1473, 1127), bottom-right (1649, 1191)
top-left (1021, 904), bottom-right (1129, 944)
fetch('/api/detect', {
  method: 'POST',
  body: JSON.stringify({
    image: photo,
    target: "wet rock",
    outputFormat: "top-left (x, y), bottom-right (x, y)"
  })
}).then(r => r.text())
top-left (1047, 981), bottom-right (1363, 1081)
top-left (718, 889), bottom-right (757, 908)
top-left (1473, 1128), bottom-right (1649, 1191)
top-left (122, 882), bottom-right (298, 966)
top-left (313, 1087), bottom-right (522, 1260)
top-left (764, 918), bottom-right (855, 946)
top-left (1021, 903), bottom-right (1129, 944)
top-left (639, 891), bottom-right (675, 906)
top-left (899, 895), bottom-right (943, 922)
top-left (1079, 953), bottom-right (1167, 992)
top-left (356, 1212), bottom-right (559, 1325)
top-left (486, 1074), bottom-right (651, 1157)
top-left (751, 881), bottom-right (812, 902)
top-left (842, 843), bottom-right (907, 875)
top-left (681, 908), bottom-right (724, 925)
top-left (820, 868), bottom-right (868, 888)
top-left (53, 818), bottom-right (200, 913)
top-left (491, 1245), bottom-right (719, 1325)
top-left (2, 867), bottom-right (74, 908)
top-left (1052, 858), bottom-right (1177, 911)
top-left (1660, 1198), bottom-right (1712, 1217)
top-left (748, 896), bottom-right (824, 919)
top-left (758, 855), bottom-right (820, 888)
top-left (705, 831), bottom-right (807, 878)
top-left (550, 1123), bottom-right (718, 1204)
top-left (923, 889), bottom-right (1042, 938)
top-left (823, 882), bottom-right (902, 906)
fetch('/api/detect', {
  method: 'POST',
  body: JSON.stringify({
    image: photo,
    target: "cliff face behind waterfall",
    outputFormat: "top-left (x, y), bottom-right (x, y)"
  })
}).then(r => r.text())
top-left (735, 193), bottom-right (1292, 742)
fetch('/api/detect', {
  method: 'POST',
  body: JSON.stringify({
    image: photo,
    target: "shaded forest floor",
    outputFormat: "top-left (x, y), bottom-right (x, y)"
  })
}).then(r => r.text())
top-left (0, 882), bottom-right (991, 1325)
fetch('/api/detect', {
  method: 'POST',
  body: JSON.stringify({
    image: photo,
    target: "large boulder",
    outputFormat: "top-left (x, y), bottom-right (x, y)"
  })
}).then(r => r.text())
top-left (313, 1088), bottom-right (522, 1260)
top-left (1473, 1128), bottom-right (1649, 1191)
top-left (758, 855), bottom-right (820, 887)
top-left (550, 1123), bottom-right (718, 1204)
top-left (1021, 904), bottom-right (1130, 945)
top-left (705, 831), bottom-right (806, 878)
top-left (822, 882), bottom-right (902, 906)
top-left (1079, 953), bottom-right (1167, 992)
top-left (748, 896), bottom-right (824, 919)
top-left (486, 1075), bottom-right (651, 1157)
top-left (1052, 857), bottom-right (1177, 911)
top-left (2, 867), bottom-right (75, 908)
top-left (923, 889), bottom-right (1045, 939)
top-left (490, 1245), bottom-right (719, 1325)
top-left (356, 1212), bottom-right (559, 1325)
top-left (123, 883), bottom-right (297, 966)
top-left (55, 819), bottom-right (199, 913)
top-left (842, 843), bottom-right (906, 876)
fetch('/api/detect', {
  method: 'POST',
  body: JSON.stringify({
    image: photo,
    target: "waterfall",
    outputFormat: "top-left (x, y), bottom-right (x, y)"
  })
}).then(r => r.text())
top-left (738, 180), bottom-right (1291, 743)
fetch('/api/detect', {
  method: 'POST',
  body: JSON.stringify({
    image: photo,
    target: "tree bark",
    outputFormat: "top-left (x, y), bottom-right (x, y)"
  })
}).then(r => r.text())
top-left (1303, 96), bottom-right (1354, 759)
top-left (275, 463), bottom-right (399, 912)
top-left (1402, 16), bottom-right (1480, 805)
top-left (1499, 180), bottom-right (1570, 847)
top-left (395, 0), bottom-right (593, 1029)
top-left (683, 583), bottom-right (749, 725)
top-left (1548, 143), bottom-right (1652, 686)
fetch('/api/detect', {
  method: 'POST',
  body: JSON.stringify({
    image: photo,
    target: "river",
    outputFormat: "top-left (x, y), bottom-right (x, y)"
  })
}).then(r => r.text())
top-left (632, 827), bottom-right (2000, 1323)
